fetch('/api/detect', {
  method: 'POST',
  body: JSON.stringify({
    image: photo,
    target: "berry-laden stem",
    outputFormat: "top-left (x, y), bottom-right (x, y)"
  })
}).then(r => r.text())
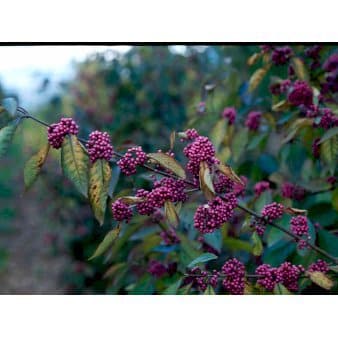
top-left (19, 107), bottom-right (338, 265)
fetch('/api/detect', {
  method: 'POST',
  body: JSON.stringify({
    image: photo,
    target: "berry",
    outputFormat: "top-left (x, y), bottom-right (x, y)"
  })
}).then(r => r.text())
top-left (233, 176), bottom-right (248, 197)
top-left (135, 189), bottom-right (155, 215)
top-left (323, 53), bottom-right (338, 72)
top-left (222, 107), bottom-right (236, 125)
top-left (254, 181), bottom-right (270, 196)
top-left (184, 267), bottom-right (219, 292)
top-left (117, 146), bottom-right (147, 176)
top-left (277, 262), bottom-right (304, 292)
top-left (111, 199), bottom-right (132, 222)
top-left (260, 45), bottom-right (272, 53)
top-left (160, 228), bottom-right (180, 245)
top-left (305, 45), bottom-right (322, 59)
top-left (271, 46), bottom-right (293, 65)
top-left (86, 130), bottom-right (113, 163)
top-left (319, 108), bottom-right (338, 129)
top-left (288, 80), bottom-right (313, 107)
top-left (327, 176), bottom-right (336, 186)
top-left (148, 260), bottom-right (167, 278)
top-left (194, 195), bottom-right (237, 234)
top-left (256, 264), bottom-right (282, 291)
top-left (214, 172), bottom-right (234, 194)
top-left (290, 216), bottom-right (310, 249)
top-left (183, 136), bottom-right (217, 176)
top-left (281, 182), bottom-right (306, 201)
top-left (221, 258), bottom-right (245, 295)
top-left (185, 129), bottom-right (199, 140)
top-left (261, 202), bottom-right (284, 221)
top-left (245, 111), bottom-right (262, 131)
top-left (47, 117), bottom-right (79, 149)
top-left (250, 217), bottom-right (266, 236)
top-left (153, 177), bottom-right (187, 203)
top-left (308, 259), bottom-right (329, 273)
top-left (312, 138), bottom-right (320, 158)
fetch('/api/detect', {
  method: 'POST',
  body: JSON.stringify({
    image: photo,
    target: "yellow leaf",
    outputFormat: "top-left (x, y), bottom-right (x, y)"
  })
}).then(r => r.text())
top-left (89, 159), bottom-right (112, 225)
top-left (147, 152), bottom-right (186, 179)
top-left (119, 196), bottom-right (146, 205)
top-left (249, 64), bottom-right (270, 92)
top-left (292, 57), bottom-right (307, 81)
top-left (24, 143), bottom-right (50, 190)
top-left (164, 200), bottom-right (179, 227)
top-left (247, 53), bottom-right (262, 66)
top-left (170, 131), bottom-right (176, 150)
top-left (199, 161), bottom-right (215, 200)
top-left (251, 231), bottom-right (263, 256)
top-left (216, 163), bottom-right (243, 185)
top-left (284, 206), bottom-right (308, 216)
top-left (61, 134), bottom-right (89, 197)
top-left (308, 271), bottom-right (334, 290)
top-left (282, 118), bottom-right (313, 144)
top-left (272, 100), bottom-right (290, 112)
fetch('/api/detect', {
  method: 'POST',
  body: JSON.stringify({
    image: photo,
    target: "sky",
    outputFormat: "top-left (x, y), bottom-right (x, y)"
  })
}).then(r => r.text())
top-left (0, 46), bottom-right (132, 109)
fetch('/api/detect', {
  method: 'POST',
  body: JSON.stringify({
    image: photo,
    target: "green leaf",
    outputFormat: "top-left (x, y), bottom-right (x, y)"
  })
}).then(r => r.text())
top-left (332, 188), bottom-right (338, 212)
top-left (210, 119), bottom-right (227, 152)
top-left (108, 166), bottom-right (120, 198)
top-left (24, 143), bottom-right (50, 190)
top-left (223, 238), bottom-right (253, 253)
top-left (320, 135), bottom-right (338, 174)
top-left (273, 283), bottom-right (292, 295)
top-left (163, 278), bottom-right (182, 295)
top-left (61, 134), bottom-right (89, 197)
top-left (317, 229), bottom-right (338, 257)
top-left (329, 265), bottom-right (338, 273)
top-left (308, 271), bottom-right (334, 290)
top-left (0, 120), bottom-right (19, 158)
top-left (282, 118), bottom-right (313, 144)
top-left (318, 127), bottom-right (338, 144)
top-left (89, 227), bottom-right (120, 260)
top-left (164, 200), bottom-right (179, 227)
top-left (147, 152), bottom-right (186, 179)
top-left (272, 100), bottom-right (290, 112)
top-left (204, 285), bottom-right (216, 295)
top-left (232, 128), bottom-right (248, 162)
top-left (251, 231), bottom-right (263, 256)
top-left (188, 253), bottom-right (218, 268)
top-left (89, 159), bottom-right (112, 225)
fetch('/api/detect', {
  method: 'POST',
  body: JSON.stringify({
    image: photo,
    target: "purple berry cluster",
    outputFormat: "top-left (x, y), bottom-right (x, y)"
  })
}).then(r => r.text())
top-left (250, 217), bottom-right (266, 236)
top-left (134, 178), bottom-right (187, 216)
top-left (323, 53), bottom-right (338, 73)
top-left (184, 267), bottom-right (219, 292)
top-left (261, 202), bottom-right (284, 221)
top-left (47, 117), bottom-right (79, 149)
top-left (307, 259), bottom-right (329, 274)
top-left (86, 130), bottom-right (113, 163)
top-left (213, 172), bottom-right (234, 194)
top-left (111, 199), bottom-right (132, 222)
top-left (254, 181), bottom-right (270, 196)
top-left (281, 182), bottom-right (306, 201)
top-left (318, 108), bottom-right (338, 129)
top-left (221, 258), bottom-right (245, 295)
top-left (269, 79), bottom-right (291, 96)
top-left (117, 146), bottom-right (147, 176)
top-left (160, 228), bottom-right (180, 245)
top-left (288, 80), bottom-right (313, 107)
top-left (312, 138), bottom-right (321, 158)
top-left (233, 176), bottom-right (247, 197)
top-left (245, 111), bottom-right (262, 131)
top-left (256, 264), bottom-right (282, 291)
top-left (271, 46), bottom-right (293, 66)
top-left (290, 216), bottom-right (310, 249)
top-left (183, 135), bottom-right (218, 176)
top-left (148, 260), bottom-right (168, 278)
top-left (277, 262), bottom-right (305, 291)
top-left (194, 195), bottom-right (237, 234)
top-left (222, 107), bottom-right (236, 125)
top-left (182, 128), bottom-right (199, 141)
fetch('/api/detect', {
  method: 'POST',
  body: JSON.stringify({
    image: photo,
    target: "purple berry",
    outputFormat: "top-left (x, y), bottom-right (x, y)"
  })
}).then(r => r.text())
top-left (117, 146), bottom-right (147, 176)
top-left (261, 202), bottom-right (284, 221)
top-left (86, 130), bottom-right (113, 163)
top-left (221, 258), bottom-right (245, 295)
top-left (111, 199), bottom-right (132, 222)
top-left (47, 117), bottom-right (79, 149)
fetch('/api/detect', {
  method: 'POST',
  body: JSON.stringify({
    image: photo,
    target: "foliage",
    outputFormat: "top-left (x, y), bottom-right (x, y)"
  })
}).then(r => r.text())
top-left (0, 45), bottom-right (337, 294)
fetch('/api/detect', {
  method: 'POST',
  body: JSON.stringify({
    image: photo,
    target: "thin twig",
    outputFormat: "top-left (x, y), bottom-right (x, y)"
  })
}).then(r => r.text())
top-left (20, 107), bottom-right (338, 264)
